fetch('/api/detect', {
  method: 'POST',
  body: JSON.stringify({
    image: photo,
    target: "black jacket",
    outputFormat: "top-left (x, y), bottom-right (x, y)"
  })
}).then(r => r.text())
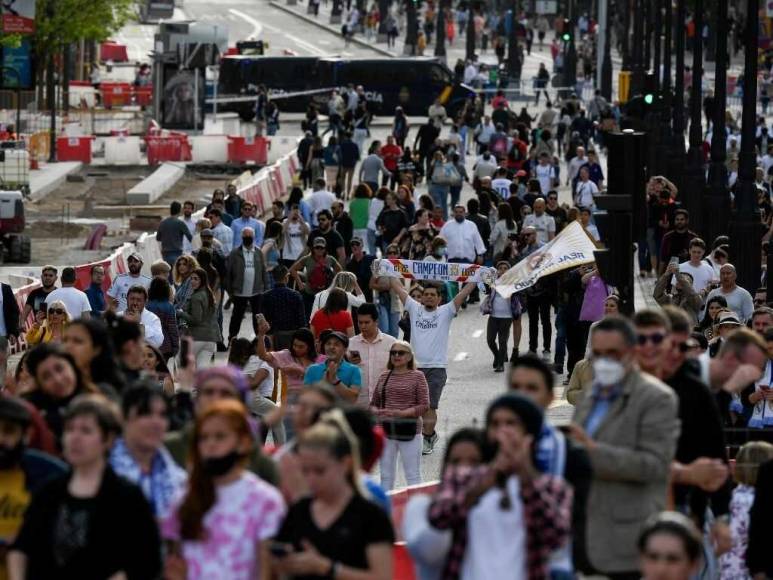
top-left (748, 458), bottom-right (773, 576)
top-left (1, 283), bottom-right (20, 338)
top-left (666, 359), bottom-right (731, 522)
top-left (12, 466), bottom-right (161, 580)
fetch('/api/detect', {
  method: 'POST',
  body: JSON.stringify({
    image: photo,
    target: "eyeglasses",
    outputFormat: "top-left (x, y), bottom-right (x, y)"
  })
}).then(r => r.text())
top-left (49, 309), bottom-right (65, 315)
top-left (643, 551), bottom-right (687, 564)
top-left (637, 332), bottom-right (666, 345)
top-left (389, 350), bottom-right (410, 356)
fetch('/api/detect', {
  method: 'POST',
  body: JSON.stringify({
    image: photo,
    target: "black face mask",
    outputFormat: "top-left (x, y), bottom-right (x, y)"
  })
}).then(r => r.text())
top-left (242, 237), bottom-right (254, 247)
top-left (0, 442), bottom-right (25, 470)
top-left (201, 450), bottom-right (245, 477)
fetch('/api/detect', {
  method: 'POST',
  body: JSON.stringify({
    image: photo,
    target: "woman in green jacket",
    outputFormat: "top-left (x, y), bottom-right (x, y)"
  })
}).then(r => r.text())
top-left (178, 268), bottom-right (220, 369)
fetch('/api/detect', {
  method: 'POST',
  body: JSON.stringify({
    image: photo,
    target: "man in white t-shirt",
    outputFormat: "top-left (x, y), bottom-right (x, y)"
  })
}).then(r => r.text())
top-left (244, 350), bottom-right (285, 445)
top-left (117, 285), bottom-right (164, 348)
top-left (308, 178), bottom-right (336, 226)
top-left (391, 278), bottom-right (476, 455)
top-left (678, 238), bottom-right (717, 294)
top-left (45, 267), bottom-right (92, 320)
top-left (490, 167), bottom-right (512, 200)
top-left (573, 166), bottom-right (599, 208)
top-left (533, 153), bottom-right (557, 195)
top-left (106, 253), bottom-right (152, 312)
top-left (522, 198), bottom-right (556, 244)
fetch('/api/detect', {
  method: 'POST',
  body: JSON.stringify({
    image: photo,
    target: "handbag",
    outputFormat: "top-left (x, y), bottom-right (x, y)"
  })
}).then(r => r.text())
top-left (378, 370), bottom-right (418, 441)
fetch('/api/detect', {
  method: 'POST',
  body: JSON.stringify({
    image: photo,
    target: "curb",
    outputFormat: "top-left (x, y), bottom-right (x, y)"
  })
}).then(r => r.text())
top-left (268, 1), bottom-right (396, 58)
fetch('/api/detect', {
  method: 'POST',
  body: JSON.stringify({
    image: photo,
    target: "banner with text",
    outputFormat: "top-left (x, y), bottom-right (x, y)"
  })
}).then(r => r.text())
top-left (2, 0), bottom-right (35, 34)
top-left (372, 258), bottom-right (496, 284)
top-left (495, 221), bottom-right (597, 298)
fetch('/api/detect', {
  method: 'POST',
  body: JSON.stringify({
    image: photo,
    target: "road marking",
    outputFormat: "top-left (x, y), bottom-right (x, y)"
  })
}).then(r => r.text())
top-left (453, 352), bottom-right (468, 362)
top-left (229, 8), bottom-right (325, 55)
top-left (472, 329), bottom-right (483, 338)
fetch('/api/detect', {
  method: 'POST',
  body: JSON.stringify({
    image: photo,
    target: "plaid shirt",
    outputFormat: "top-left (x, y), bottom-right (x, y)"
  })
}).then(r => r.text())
top-left (428, 466), bottom-right (572, 580)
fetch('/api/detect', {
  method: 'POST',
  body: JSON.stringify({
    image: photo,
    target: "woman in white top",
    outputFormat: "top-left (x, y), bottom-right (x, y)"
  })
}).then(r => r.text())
top-left (310, 271), bottom-right (366, 317)
top-left (367, 188), bottom-right (387, 256)
top-left (489, 203), bottom-right (519, 257)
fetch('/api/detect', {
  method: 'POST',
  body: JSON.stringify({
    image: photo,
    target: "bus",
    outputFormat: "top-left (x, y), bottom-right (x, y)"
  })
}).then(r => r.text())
top-left (139, 1), bottom-right (175, 23)
top-left (216, 56), bottom-right (475, 120)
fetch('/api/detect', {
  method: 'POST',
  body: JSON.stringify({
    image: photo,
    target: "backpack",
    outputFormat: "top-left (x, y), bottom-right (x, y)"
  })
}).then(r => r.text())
top-left (307, 257), bottom-right (334, 292)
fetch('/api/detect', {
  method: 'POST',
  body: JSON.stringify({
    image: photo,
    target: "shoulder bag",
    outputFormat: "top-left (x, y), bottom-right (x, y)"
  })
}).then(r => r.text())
top-left (378, 370), bottom-right (418, 441)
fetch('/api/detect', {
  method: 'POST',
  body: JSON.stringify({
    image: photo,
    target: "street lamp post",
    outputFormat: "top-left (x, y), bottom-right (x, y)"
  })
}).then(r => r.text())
top-left (729, 0), bottom-right (764, 296)
top-left (435, 1), bottom-right (447, 59)
top-left (631, 0), bottom-right (645, 95)
top-left (622, 0), bottom-right (632, 70)
top-left (659, 0), bottom-right (674, 181)
top-left (599, 0), bottom-right (613, 100)
top-left (508, 0), bottom-right (521, 81)
top-left (683, 0), bottom-right (704, 233)
top-left (704, 0), bottom-right (730, 245)
top-left (668, 0), bottom-right (687, 196)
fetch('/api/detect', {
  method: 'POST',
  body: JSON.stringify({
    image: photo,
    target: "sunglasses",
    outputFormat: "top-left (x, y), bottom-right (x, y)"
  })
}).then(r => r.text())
top-left (49, 308), bottom-right (65, 315)
top-left (637, 332), bottom-right (666, 345)
top-left (389, 350), bottom-right (410, 356)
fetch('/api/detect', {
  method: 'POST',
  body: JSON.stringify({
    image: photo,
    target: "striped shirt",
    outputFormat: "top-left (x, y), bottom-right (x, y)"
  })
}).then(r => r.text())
top-left (369, 370), bottom-right (430, 434)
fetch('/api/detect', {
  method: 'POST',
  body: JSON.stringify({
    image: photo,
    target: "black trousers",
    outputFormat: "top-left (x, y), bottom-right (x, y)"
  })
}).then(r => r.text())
top-left (526, 294), bottom-right (552, 353)
top-left (228, 294), bottom-right (262, 342)
top-left (487, 317), bottom-right (511, 366)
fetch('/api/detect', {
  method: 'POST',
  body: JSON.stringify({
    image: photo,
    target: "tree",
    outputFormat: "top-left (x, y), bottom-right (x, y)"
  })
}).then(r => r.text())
top-left (33, 0), bottom-right (135, 104)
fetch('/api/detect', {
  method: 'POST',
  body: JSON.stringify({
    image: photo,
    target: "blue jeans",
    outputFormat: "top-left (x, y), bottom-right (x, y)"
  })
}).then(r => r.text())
top-left (162, 251), bottom-right (182, 269)
top-left (377, 304), bottom-right (400, 338)
top-left (429, 184), bottom-right (449, 220)
top-left (367, 228), bottom-right (377, 256)
top-left (450, 185), bottom-right (462, 210)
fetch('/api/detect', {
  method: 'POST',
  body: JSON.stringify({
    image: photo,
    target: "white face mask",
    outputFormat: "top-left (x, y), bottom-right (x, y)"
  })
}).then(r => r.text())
top-left (592, 357), bottom-right (626, 387)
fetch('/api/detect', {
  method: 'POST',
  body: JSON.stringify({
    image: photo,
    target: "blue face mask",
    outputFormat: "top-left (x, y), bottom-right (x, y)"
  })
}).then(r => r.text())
top-left (436, 247), bottom-right (447, 257)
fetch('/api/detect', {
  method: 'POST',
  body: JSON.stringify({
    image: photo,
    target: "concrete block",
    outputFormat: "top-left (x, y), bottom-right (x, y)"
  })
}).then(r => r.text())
top-left (104, 136), bottom-right (142, 165)
top-left (29, 162), bottom-right (83, 201)
top-left (190, 135), bottom-right (229, 163)
top-left (126, 163), bottom-right (185, 205)
top-left (204, 113), bottom-right (240, 136)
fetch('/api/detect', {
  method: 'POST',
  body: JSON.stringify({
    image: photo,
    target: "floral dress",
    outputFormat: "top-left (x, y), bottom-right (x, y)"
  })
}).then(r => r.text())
top-left (720, 484), bottom-right (755, 580)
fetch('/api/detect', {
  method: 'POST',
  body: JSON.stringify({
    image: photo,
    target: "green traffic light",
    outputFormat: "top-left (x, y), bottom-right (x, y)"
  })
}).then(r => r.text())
top-left (562, 33), bottom-right (570, 41)
top-left (644, 94), bottom-right (654, 104)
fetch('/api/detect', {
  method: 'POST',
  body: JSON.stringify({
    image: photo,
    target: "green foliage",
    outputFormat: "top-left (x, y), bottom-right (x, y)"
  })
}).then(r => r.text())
top-left (33, 0), bottom-right (136, 56)
top-left (0, 33), bottom-right (22, 49)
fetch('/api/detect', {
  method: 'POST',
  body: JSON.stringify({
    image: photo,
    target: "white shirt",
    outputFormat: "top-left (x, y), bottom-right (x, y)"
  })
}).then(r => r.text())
top-left (523, 213), bottom-right (556, 245)
top-left (464, 64), bottom-right (478, 85)
top-left (282, 221), bottom-right (307, 261)
top-left (574, 179), bottom-right (599, 207)
top-left (439, 219), bottom-right (486, 262)
top-left (473, 156), bottom-right (498, 179)
top-left (535, 164), bottom-right (556, 194)
top-left (45, 286), bottom-right (92, 319)
top-left (311, 289), bottom-right (366, 318)
top-left (182, 216), bottom-right (198, 254)
top-left (405, 298), bottom-right (457, 368)
top-left (240, 247), bottom-right (256, 297)
top-left (243, 355), bottom-right (275, 398)
top-left (308, 189), bottom-right (336, 226)
top-left (679, 260), bottom-right (717, 292)
top-left (567, 155), bottom-right (587, 182)
top-left (107, 274), bottom-right (152, 312)
top-left (461, 475), bottom-right (526, 580)
top-left (118, 307), bottom-right (164, 348)
top-left (349, 331), bottom-right (396, 408)
top-left (491, 178), bottom-right (512, 200)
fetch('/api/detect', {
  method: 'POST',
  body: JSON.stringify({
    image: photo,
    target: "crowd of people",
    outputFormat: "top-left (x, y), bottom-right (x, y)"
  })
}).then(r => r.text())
top-left (4, 21), bottom-right (773, 579)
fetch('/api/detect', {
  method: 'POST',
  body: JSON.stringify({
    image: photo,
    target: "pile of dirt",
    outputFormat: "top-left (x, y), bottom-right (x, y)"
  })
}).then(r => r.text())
top-left (26, 221), bottom-right (91, 238)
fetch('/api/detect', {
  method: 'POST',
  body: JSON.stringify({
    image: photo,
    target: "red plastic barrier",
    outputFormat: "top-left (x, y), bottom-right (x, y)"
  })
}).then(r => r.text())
top-left (56, 136), bottom-right (93, 163)
top-left (100, 42), bottom-right (129, 63)
top-left (393, 544), bottom-right (417, 580)
top-left (101, 82), bottom-right (133, 108)
top-left (74, 259), bottom-right (114, 293)
top-left (146, 135), bottom-right (192, 166)
top-left (134, 86), bottom-right (153, 107)
top-left (70, 80), bottom-right (92, 88)
top-left (227, 136), bottom-right (270, 165)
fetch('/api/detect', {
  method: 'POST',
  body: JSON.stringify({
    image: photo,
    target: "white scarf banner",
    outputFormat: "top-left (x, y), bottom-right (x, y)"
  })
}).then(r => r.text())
top-left (495, 221), bottom-right (597, 298)
top-left (371, 258), bottom-right (496, 284)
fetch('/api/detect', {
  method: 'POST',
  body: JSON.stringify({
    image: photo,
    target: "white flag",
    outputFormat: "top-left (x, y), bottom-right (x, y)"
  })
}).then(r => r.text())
top-left (494, 221), bottom-right (598, 298)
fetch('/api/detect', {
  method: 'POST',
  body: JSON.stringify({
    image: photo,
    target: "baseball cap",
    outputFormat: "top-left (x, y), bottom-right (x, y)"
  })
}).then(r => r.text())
top-left (350, 236), bottom-right (364, 246)
top-left (128, 252), bottom-right (143, 263)
top-left (313, 237), bottom-right (327, 248)
top-left (320, 329), bottom-right (349, 349)
top-left (200, 228), bottom-right (214, 238)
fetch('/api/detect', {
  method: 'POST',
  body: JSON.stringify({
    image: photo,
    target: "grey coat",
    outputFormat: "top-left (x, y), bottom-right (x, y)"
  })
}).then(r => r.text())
top-left (572, 369), bottom-right (680, 574)
top-left (178, 290), bottom-right (220, 342)
top-left (225, 246), bottom-right (270, 297)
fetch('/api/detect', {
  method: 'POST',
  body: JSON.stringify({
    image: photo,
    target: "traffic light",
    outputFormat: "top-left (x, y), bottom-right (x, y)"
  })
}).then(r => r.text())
top-left (562, 19), bottom-right (571, 41)
top-left (606, 130), bottom-right (647, 240)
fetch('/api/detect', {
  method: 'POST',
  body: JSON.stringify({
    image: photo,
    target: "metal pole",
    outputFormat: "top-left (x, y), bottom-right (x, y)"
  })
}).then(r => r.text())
top-left (434, 2), bottom-right (447, 59)
top-left (194, 68), bottom-right (199, 133)
top-left (622, 0), bottom-right (632, 70)
top-left (704, 0), bottom-right (730, 244)
top-left (668, 0), bottom-right (687, 195)
top-left (597, 0), bottom-right (606, 88)
top-left (565, 0), bottom-right (577, 90)
top-left (653, 0), bottom-right (662, 92)
top-left (601, 0), bottom-right (613, 99)
top-left (631, 0), bottom-right (645, 95)
top-left (730, 0), bottom-right (763, 295)
top-left (683, 0), bottom-right (704, 232)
